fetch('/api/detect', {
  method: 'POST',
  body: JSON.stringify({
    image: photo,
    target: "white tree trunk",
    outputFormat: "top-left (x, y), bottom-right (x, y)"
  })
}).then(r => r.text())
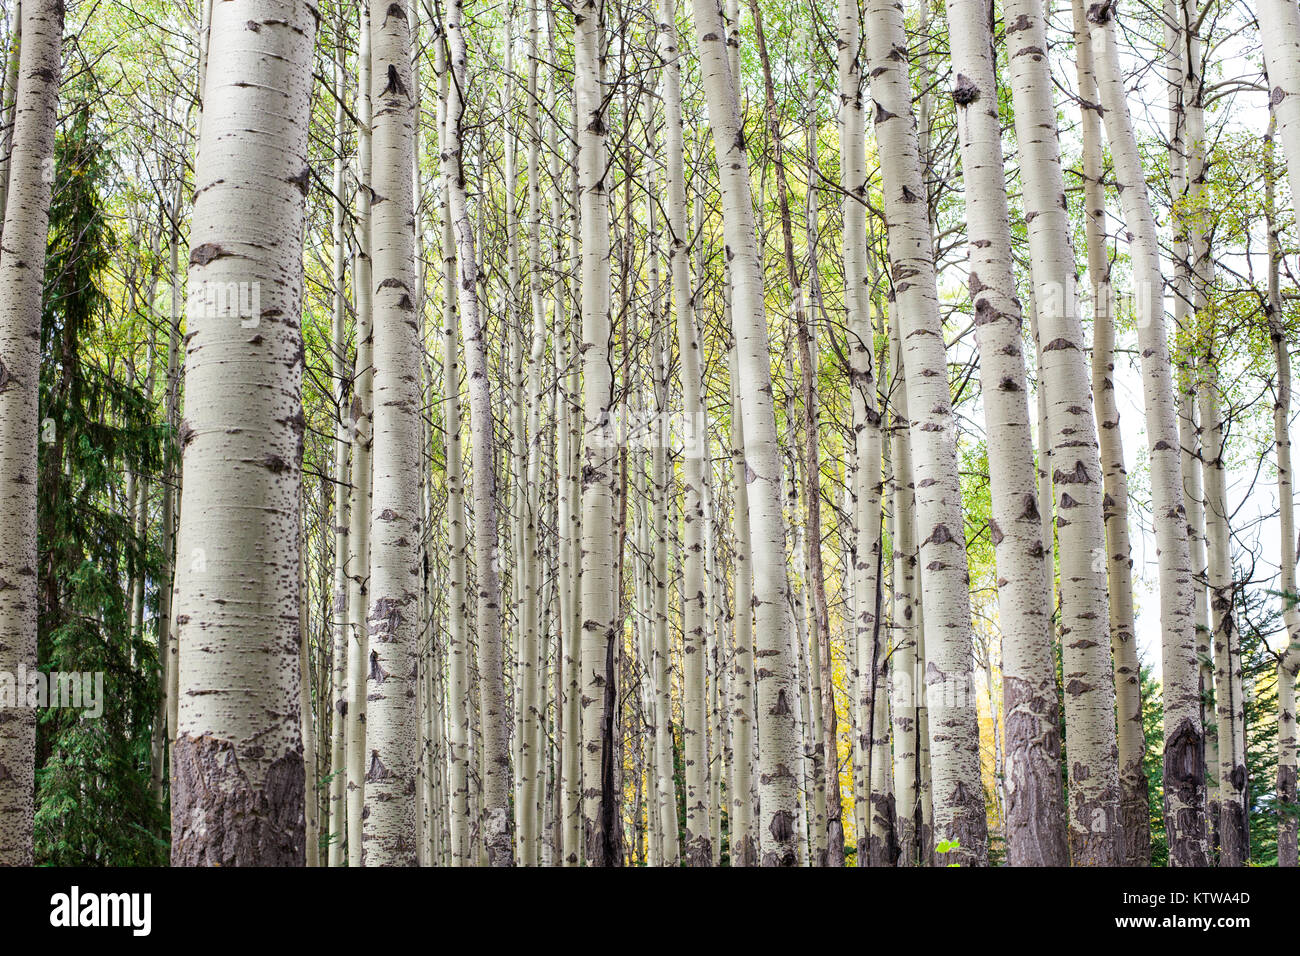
top-left (443, 0), bottom-right (514, 866)
top-left (1265, 115), bottom-right (1300, 867)
top-left (0, 0), bottom-right (60, 868)
top-left (864, 0), bottom-right (988, 865)
top-left (1002, 0), bottom-right (1121, 865)
top-left (326, 46), bottom-right (352, 868)
top-left (360, 0), bottom-right (421, 866)
top-left (888, 321), bottom-right (921, 866)
top-left (1257, 0), bottom-right (1300, 224)
top-left (653, 5), bottom-right (694, 864)
top-left (169, 0), bottom-right (316, 866)
top-left (1069, 0), bottom-right (1149, 865)
top-left (691, 0), bottom-right (802, 866)
top-left (1088, 0), bottom-right (1209, 866)
top-left (947, 0), bottom-right (1068, 867)
top-left (345, 0), bottom-right (375, 867)
top-left (574, 0), bottom-right (619, 867)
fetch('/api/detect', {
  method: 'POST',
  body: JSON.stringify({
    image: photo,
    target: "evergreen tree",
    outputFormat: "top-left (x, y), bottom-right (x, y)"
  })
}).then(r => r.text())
top-left (35, 103), bottom-right (167, 866)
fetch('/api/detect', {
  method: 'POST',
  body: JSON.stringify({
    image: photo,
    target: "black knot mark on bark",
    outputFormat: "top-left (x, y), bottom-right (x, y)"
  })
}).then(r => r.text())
top-left (1086, 0), bottom-right (1114, 25)
top-left (989, 519), bottom-right (1004, 546)
top-left (772, 688), bottom-right (791, 716)
top-left (926, 524), bottom-right (956, 546)
top-left (381, 64), bottom-right (409, 100)
top-left (190, 243), bottom-right (232, 267)
top-left (1271, 86), bottom-right (1286, 107)
top-left (287, 167), bottom-right (310, 196)
top-left (974, 298), bottom-right (1000, 326)
top-left (952, 74), bottom-right (979, 106)
top-left (768, 809), bottom-right (795, 843)
top-left (366, 750), bottom-right (392, 782)
top-left (368, 649), bottom-right (390, 682)
top-left (177, 419), bottom-right (196, 448)
top-left (259, 453), bottom-right (290, 474)
top-left (1053, 460), bottom-right (1090, 485)
top-left (873, 101), bottom-right (897, 123)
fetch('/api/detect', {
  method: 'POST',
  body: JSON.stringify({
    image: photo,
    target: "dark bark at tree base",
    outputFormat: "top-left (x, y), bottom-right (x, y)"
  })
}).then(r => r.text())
top-left (482, 807), bottom-right (514, 867)
top-left (585, 635), bottom-right (623, 867)
top-left (945, 781), bottom-right (989, 867)
top-left (1163, 717), bottom-right (1210, 867)
top-left (170, 733), bottom-right (305, 867)
top-left (1217, 774), bottom-right (1250, 867)
top-left (867, 793), bottom-right (898, 867)
top-left (1118, 770), bottom-right (1152, 866)
top-left (760, 805), bottom-right (799, 867)
top-left (732, 834), bottom-right (758, 868)
top-left (1067, 771), bottom-right (1122, 866)
top-left (1278, 764), bottom-right (1297, 867)
top-left (1002, 675), bottom-right (1069, 866)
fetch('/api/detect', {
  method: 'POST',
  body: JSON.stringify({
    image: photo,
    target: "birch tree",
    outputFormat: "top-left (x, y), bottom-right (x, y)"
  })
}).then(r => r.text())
top-left (574, 0), bottom-right (620, 867)
top-left (1257, 0), bottom-right (1300, 870)
top-left (1002, 0), bottom-right (1121, 865)
top-left (169, 0), bottom-right (317, 866)
top-left (1087, 0), bottom-right (1209, 866)
top-left (656, 0), bottom-right (693, 866)
top-left (361, 0), bottom-right (422, 866)
top-left (0, 0), bottom-right (61, 868)
top-left (691, 0), bottom-right (803, 867)
top-left (442, 0), bottom-right (514, 866)
top-left (946, 0), bottom-right (1067, 866)
top-left (1070, 0), bottom-right (1148, 864)
top-left (864, 0), bottom-right (988, 865)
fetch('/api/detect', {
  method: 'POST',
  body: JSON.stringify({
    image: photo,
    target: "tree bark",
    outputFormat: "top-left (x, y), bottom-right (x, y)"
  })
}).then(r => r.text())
top-left (360, 0), bottom-right (422, 867)
top-left (0, 0), bottom-right (60, 868)
top-left (169, 0), bottom-right (316, 867)
top-left (443, 0), bottom-right (514, 866)
top-left (1071, 0), bottom-right (1149, 864)
top-left (345, 0), bottom-right (375, 867)
top-left (1266, 115), bottom-right (1300, 868)
top-left (865, 0), bottom-right (988, 865)
top-left (1003, 0), bottom-right (1121, 865)
top-left (1088, 0), bottom-right (1209, 867)
top-left (947, 0), bottom-right (1068, 867)
top-left (691, 0), bottom-right (803, 866)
